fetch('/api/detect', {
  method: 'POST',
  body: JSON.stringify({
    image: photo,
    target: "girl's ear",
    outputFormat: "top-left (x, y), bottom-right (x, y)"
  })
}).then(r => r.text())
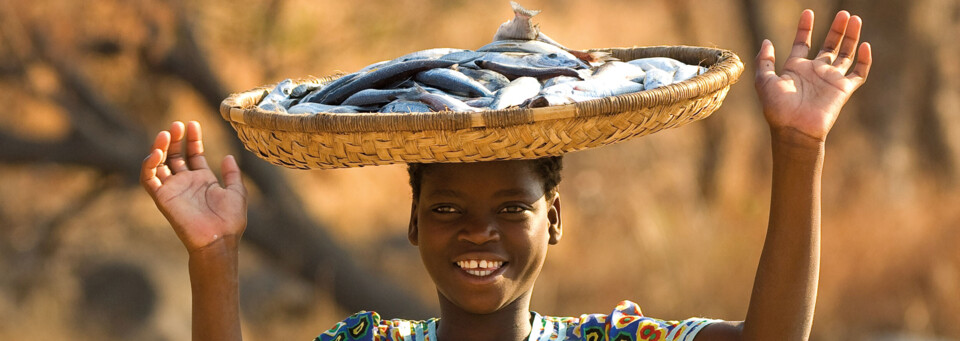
top-left (408, 201), bottom-right (419, 246)
top-left (548, 192), bottom-right (562, 245)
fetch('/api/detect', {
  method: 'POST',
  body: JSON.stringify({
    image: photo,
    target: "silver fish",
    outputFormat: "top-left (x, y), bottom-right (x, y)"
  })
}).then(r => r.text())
top-left (627, 57), bottom-right (685, 72)
top-left (476, 60), bottom-right (581, 81)
top-left (402, 85), bottom-right (479, 112)
top-left (673, 64), bottom-right (707, 82)
top-left (289, 81), bottom-right (323, 98)
top-left (541, 75), bottom-right (580, 88)
top-left (465, 97), bottom-right (495, 108)
top-left (341, 88), bottom-right (418, 107)
top-left (379, 100), bottom-right (433, 113)
top-left (258, 79), bottom-right (296, 111)
top-left (477, 40), bottom-right (591, 69)
top-left (541, 78), bottom-right (644, 98)
top-left (287, 102), bottom-right (362, 114)
top-left (643, 68), bottom-right (675, 90)
top-left (490, 76), bottom-right (540, 110)
top-left (302, 72), bottom-right (361, 103)
top-left (446, 51), bottom-right (584, 70)
top-left (414, 68), bottom-right (494, 97)
top-left (393, 48), bottom-right (471, 63)
top-left (592, 61), bottom-right (647, 81)
top-left (456, 66), bottom-right (511, 92)
top-left (318, 59), bottom-right (458, 104)
top-left (493, 1), bottom-right (541, 41)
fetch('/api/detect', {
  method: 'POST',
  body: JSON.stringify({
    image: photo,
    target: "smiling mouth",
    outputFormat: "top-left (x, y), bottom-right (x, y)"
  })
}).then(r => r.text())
top-left (455, 260), bottom-right (506, 277)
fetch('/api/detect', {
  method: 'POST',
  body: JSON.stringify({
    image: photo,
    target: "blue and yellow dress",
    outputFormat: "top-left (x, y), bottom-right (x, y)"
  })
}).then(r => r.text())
top-left (315, 300), bottom-right (720, 341)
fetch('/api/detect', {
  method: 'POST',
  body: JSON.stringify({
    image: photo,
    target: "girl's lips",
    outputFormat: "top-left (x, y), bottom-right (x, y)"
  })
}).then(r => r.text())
top-left (454, 261), bottom-right (508, 283)
top-left (452, 255), bottom-right (509, 282)
top-left (455, 259), bottom-right (506, 277)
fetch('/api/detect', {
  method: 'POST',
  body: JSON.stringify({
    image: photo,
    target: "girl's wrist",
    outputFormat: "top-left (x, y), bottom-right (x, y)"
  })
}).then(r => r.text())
top-left (187, 236), bottom-right (241, 262)
top-left (770, 127), bottom-right (826, 165)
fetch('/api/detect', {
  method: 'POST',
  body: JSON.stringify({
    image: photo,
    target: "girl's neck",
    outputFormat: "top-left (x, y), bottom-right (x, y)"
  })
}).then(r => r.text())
top-left (436, 292), bottom-right (533, 341)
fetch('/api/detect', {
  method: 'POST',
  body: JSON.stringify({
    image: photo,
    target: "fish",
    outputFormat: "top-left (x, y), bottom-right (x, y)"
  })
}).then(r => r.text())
top-left (392, 48), bottom-right (472, 63)
top-left (493, 1), bottom-right (541, 41)
top-left (673, 64), bottom-right (707, 82)
top-left (257, 79), bottom-right (296, 111)
top-left (541, 75), bottom-right (580, 88)
top-left (290, 81), bottom-right (323, 98)
top-left (490, 76), bottom-right (541, 110)
top-left (592, 61), bottom-right (647, 81)
top-left (476, 40), bottom-right (591, 69)
top-left (287, 102), bottom-right (362, 114)
top-left (642, 68), bottom-right (675, 90)
top-left (490, 2), bottom-right (611, 65)
top-left (414, 67), bottom-right (495, 97)
top-left (465, 97), bottom-right (495, 108)
top-left (379, 100), bottom-right (433, 113)
top-left (317, 59), bottom-right (458, 105)
top-left (627, 57), bottom-right (685, 72)
top-left (449, 51), bottom-right (585, 70)
top-left (476, 60), bottom-right (581, 81)
top-left (302, 72), bottom-right (361, 103)
top-left (455, 66), bottom-right (511, 92)
top-left (541, 78), bottom-right (644, 98)
top-left (401, 85), bottom-right (480, 112)
top-left (341, 88), bottom-right (418, 107)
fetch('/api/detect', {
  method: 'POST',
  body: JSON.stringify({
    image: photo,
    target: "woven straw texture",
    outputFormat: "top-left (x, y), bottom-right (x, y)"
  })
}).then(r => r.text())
top-left (220, 45), bottom-right (743, 169)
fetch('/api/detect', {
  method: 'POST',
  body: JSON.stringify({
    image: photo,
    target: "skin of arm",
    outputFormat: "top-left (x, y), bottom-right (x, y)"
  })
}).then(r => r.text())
top-left (697, 9), bottom-right (872, 340)
top-left (141, 121), bottom-right (248, 341)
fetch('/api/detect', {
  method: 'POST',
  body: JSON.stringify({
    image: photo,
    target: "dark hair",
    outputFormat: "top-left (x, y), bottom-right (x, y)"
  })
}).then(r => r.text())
top-left (407, 156), bottom-right (563, 200)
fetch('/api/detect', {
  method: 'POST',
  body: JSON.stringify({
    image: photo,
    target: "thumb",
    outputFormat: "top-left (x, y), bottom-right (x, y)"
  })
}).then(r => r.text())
top-left (221, 155), bottom-right (246, 195)
top-left (755, 39), bottom-right (777, 87)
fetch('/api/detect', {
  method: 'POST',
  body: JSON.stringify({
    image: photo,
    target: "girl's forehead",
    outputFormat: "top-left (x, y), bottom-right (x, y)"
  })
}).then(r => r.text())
top-left (421, 161), bottom-right (543, 192)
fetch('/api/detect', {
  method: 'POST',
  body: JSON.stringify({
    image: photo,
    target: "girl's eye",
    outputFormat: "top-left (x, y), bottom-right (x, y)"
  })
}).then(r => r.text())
top-left (432, 206), bottom-right (459, 214)
top-left (499, 205), bottom-right (528, 214)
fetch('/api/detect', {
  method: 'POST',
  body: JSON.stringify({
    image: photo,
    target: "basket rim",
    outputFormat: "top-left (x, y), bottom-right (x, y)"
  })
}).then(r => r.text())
top-left (219, 45), bottom-right (743, 134)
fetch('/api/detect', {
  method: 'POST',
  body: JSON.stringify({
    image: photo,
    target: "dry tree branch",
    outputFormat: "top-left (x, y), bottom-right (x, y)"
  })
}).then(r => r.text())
top-left (137, 3), bottom-right (434, 318)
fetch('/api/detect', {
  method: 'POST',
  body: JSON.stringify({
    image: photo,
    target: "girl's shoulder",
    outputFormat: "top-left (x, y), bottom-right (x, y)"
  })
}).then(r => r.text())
top-left (314, 301), bottom-right (722, 341)
top-left (536, 300), bottom-right (721, 341)
top-left (314, 311), bottom-right (439, 341)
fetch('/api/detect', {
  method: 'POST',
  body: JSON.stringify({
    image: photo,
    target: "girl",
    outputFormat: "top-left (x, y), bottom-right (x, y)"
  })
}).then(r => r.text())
top-left (140, 9), bottom-right (871, 341)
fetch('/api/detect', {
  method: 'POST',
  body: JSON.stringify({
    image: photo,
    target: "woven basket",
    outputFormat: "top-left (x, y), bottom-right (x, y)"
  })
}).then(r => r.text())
top-left (220, 45), bottom-right (743, 169)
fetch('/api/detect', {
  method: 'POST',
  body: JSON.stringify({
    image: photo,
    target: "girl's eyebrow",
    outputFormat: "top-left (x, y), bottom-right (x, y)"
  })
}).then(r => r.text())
top-left (493, 188), bottom-right (536, 198)
top-left (426, 189), bottom-right (462, 198)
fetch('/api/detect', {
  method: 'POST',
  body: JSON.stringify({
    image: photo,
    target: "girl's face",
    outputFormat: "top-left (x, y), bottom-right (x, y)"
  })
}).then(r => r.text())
top-left (408, 160), bottom-right (561, 314)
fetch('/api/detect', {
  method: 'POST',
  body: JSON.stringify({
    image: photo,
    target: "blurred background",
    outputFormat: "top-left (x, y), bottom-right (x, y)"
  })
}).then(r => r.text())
top-left (1, 0), bottom-right (958, 340)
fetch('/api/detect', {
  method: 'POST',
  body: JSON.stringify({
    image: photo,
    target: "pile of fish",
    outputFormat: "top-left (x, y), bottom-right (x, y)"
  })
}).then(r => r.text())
top-left (258, 2), bottom-right (707, 114)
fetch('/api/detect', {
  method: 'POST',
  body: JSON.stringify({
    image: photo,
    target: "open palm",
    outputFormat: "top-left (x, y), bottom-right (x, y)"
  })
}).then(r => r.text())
top-left (141, 121), bottom-right (247, 253)
top-left (755, 10), bottom-right (872, 143)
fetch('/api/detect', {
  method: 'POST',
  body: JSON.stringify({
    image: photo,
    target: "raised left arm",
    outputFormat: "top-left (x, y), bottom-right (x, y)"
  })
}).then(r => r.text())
top-left (696, 9), bottom-right (872, 341)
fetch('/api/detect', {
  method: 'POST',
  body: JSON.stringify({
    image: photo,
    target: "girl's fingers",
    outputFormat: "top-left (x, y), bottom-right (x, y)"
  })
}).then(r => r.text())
top-left (166, 121), bottom-right (189, 174)
top-left (221, 155), bottom-right (246, 196)
top-left (141, 148), bottom-right (164, 195)
top-left (755, 39), bottom-right (778, 88)
top-left (788, 9), bottom-right (815, 60)
top-left (185, 121), bottom-right (210, 170)
top-left (815, 11), bottom-right (851, 64)
top-left (833, 15), bottom-right (863, 72)
top-left (847, 42), bottom-right (873, 85)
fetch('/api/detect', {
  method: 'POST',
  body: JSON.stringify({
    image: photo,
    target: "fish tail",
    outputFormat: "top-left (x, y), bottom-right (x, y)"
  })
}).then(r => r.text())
top-left (510, 1), bottom-right (540, 18)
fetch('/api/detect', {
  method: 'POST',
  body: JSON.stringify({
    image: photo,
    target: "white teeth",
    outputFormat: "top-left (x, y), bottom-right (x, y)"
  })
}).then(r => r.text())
top-left (456, 260), bottom-right (504, 276)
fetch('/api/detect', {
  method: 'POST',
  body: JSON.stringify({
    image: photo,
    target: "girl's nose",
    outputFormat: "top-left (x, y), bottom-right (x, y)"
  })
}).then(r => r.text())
top-left (458, 216), bottom-right (500, 245)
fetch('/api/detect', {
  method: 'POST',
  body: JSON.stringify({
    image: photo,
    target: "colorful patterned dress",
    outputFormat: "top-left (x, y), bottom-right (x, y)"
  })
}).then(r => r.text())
top-left (314, 300), bottom-right (720, 341)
